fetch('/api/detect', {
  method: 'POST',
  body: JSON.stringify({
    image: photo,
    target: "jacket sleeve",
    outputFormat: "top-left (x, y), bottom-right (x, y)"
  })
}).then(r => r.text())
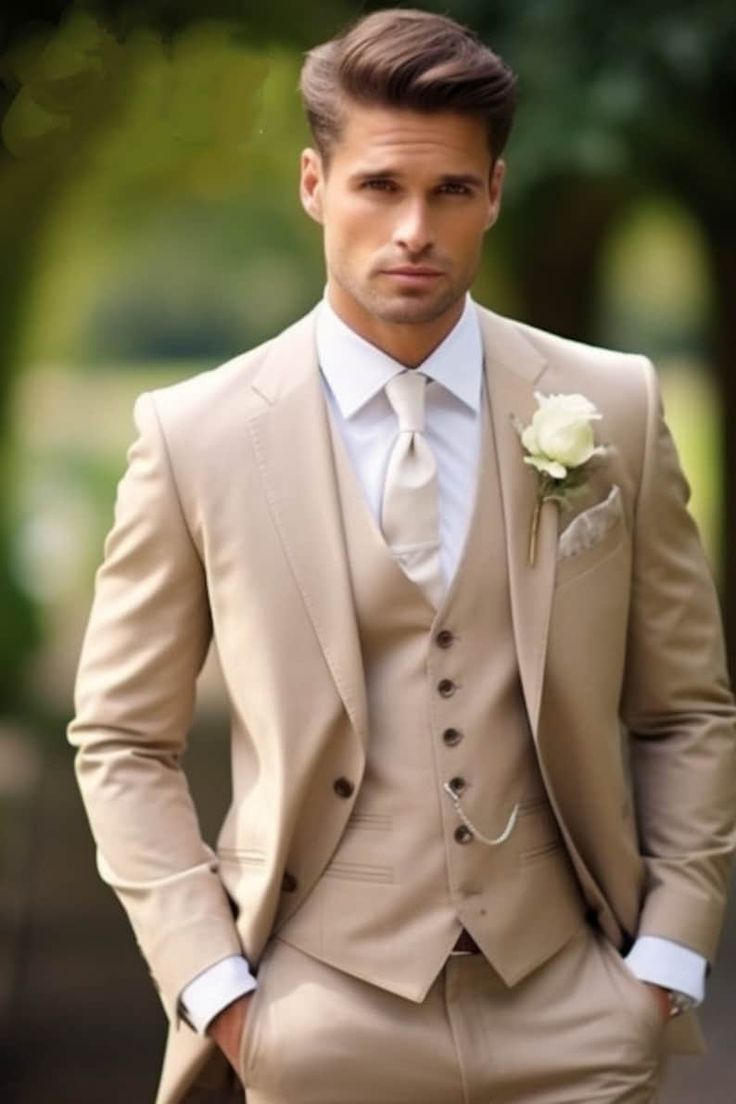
top-left (620, 356), bottom-right (736, 963)
top-left (67, 390), bottom-right (243, 1025)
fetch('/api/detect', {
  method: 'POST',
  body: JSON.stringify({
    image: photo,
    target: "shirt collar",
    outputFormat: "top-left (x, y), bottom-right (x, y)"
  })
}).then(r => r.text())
top-left (316, 290), bottom-right (483, 419)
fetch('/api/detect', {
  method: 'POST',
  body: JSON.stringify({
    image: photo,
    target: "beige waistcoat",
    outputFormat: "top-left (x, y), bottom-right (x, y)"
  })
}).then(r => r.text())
top-left (277, 383), bottom-right (587, 1001)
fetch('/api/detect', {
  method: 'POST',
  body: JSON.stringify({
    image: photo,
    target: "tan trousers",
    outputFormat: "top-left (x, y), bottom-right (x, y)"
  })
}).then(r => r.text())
top-left (232, 924), bottom-right (667, 1104)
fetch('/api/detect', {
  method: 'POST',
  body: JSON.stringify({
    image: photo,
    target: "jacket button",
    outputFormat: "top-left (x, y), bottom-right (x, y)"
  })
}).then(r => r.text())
top-left (448, 776), bottom-right (466, 795)
top-left (454, 825), bottom-right (474, 844)
top-left (435, 629), bottom-right (455, 648)
top-left (437, 678), bottom-right (456, 698)
top-left (333, 777), bottom-right (354, 798)
top-left (442, 727), bottom-right (463, 746)
top-left (281, 871), bottom-right (298, 892)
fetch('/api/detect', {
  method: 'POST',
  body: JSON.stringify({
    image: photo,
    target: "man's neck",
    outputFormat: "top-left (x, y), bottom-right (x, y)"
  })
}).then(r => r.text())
top-left (326, 284), bottom-right (466, 368)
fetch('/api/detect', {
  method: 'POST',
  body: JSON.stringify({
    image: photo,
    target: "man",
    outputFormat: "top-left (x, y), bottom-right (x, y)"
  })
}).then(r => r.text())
top-left (68, 9), bottom-right (736, 1104)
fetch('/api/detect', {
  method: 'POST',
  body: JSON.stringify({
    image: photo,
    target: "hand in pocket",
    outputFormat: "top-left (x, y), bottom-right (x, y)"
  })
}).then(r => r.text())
top-left (208, 992), bottom-right (255, 1078)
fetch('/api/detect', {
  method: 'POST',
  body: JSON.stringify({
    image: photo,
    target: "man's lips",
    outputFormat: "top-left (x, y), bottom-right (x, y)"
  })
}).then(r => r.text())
top-left (381, 267), bottom-right (444, 277)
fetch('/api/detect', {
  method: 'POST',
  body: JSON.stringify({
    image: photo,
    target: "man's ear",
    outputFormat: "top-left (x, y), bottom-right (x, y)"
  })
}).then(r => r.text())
top-left (485, 157), bottom-right (506, 230)
top-left (300, 148), bottom-right (325, 224)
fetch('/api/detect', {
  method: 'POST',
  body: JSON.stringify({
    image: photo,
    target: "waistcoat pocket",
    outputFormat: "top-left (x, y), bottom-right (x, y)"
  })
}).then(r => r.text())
top-left (323, 859), bottom-right (394, 884)
top-left (516, 797), bottom-right (565, 862)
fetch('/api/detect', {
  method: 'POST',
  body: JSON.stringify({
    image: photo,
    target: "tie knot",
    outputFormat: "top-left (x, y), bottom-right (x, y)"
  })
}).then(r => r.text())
top-left (384, 371), bottom-right (427, 433)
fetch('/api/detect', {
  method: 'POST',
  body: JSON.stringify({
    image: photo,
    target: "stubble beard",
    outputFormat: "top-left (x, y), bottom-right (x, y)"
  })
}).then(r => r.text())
top-left (335, 267), bottom-right (469, 326)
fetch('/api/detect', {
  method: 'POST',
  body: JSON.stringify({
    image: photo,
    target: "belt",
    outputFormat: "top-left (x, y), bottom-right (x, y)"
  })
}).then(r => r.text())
top-left (449, 929), bottom-right (481, 956)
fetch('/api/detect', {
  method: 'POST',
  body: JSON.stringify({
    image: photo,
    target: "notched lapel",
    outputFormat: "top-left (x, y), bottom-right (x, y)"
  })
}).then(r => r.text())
top-left (479, 308), bottom-right (559, 738)
top-left (245, 312), bottom-right (369, 751)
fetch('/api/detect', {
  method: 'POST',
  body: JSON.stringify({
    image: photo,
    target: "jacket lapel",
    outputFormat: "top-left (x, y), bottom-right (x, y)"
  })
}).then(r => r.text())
top-left (479, 307), bottom-right (559, 737)
top-left (245, 310), bottom-right (369, 751)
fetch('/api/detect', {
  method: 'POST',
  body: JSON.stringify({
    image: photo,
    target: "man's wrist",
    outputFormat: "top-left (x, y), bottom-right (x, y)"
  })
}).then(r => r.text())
top-left (207, 992), bottom-right (252, 1075)
top-left (207, 991), bottom-right (251, 1035)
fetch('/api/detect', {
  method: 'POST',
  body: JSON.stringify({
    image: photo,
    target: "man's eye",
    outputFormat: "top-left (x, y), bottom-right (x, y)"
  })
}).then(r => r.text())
top-left (439, 182), bottom-right (471, 195)
top-left (361, 179), bottom-right (396, 192)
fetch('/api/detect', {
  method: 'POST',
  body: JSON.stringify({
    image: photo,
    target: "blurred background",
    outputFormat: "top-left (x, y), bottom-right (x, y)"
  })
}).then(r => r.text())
top-left (1, 1), bottom-right (735, 1100)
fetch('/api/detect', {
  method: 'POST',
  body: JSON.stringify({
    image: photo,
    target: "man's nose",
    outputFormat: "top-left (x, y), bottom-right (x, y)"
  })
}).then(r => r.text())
top-left (392, 202), bottom-right (433, 255)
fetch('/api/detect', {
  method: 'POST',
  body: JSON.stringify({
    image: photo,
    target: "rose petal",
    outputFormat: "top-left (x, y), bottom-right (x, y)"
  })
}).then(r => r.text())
top-left (521, 424), bottom-right (539, 454)
top-left (532, 409), bottom-right (596, 466)
top-left (535, 392), bottom-right (600, 418)
top-left (524, 455), bottom-right (567, 479)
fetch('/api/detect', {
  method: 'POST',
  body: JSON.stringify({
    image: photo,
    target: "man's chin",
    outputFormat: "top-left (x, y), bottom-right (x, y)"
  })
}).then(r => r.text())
top-left (367, 290), bottom-right (459, 326)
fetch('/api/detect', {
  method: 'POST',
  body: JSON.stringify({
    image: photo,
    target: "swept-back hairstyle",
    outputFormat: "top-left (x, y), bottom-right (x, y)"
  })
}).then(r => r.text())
top-left (299, 8), bottom-right (518, 166)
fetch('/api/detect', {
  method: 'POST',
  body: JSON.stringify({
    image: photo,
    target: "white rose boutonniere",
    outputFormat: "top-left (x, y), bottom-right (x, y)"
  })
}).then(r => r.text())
top-left (512, 392), bottom-right (608, 566)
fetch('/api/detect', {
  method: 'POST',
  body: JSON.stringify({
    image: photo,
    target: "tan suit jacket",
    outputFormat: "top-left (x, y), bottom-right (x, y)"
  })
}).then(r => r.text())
top-left (68, 303), bottom-right (736, 1100)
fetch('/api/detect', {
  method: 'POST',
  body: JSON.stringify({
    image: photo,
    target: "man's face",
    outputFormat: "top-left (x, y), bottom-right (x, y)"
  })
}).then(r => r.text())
top-left (300, 101), bottom-right (505, 332)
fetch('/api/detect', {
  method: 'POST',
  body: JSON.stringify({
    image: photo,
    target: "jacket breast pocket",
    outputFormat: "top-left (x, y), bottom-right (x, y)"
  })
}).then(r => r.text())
top-left (554, 486), bottom-right (628, 589)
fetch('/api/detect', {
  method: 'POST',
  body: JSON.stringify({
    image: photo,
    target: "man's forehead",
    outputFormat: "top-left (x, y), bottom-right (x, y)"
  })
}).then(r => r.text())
top-left (334, 105), bottom-right (491, 164)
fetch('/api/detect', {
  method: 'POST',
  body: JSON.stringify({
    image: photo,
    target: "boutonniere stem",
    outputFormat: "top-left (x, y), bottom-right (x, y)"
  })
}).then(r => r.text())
top-left (528, 476), bottom-right (553, 568)
top-left (512, 392), bottom-right (608, 566)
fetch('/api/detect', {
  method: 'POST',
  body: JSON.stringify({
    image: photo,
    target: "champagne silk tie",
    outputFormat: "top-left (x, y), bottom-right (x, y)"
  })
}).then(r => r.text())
top-left (381, 370), bottom-right (444, 608)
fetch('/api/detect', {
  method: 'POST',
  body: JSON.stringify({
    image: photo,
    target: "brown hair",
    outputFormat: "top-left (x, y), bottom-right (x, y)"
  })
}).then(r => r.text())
top-left (299, 9), bottom-right (518, 167)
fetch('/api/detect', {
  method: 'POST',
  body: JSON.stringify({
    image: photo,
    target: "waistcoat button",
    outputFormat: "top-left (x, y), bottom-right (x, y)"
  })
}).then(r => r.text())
top-left (435, 629), bottom-right (455, 648)
top-left (333, 777), bottom-right (354, 798)
top-left (448, 776), bottom-right (466, 794)
top-left (437, 678), bottom-right (456, 697)
top-left (454, 825), bottom-right (474, 844)
top-left (281, 871), bottom-right (298, 892)
top-left (442, 727), bottom-right (463, 746)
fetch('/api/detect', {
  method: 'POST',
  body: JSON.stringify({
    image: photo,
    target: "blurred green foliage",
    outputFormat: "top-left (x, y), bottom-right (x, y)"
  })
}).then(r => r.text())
top-left (415, 0), bottom-right (736, 199)
top-left (1, 1), bottom-right (734, 710)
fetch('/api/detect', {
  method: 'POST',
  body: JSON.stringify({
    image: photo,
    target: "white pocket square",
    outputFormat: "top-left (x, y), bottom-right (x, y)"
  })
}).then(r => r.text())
top-left (557, 484), bottom-right (624, 561)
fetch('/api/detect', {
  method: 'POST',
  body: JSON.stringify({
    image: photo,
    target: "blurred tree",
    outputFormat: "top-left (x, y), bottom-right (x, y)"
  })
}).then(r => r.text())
top-left (0, 1), bottom-right (347, 710)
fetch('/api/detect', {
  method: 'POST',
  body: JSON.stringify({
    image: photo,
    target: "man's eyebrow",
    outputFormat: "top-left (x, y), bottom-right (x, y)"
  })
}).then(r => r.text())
top-left (348, 168), bottom-right (485, 187)
top-left (347, 167), bottom-right (402, 182)
top-left (438, 172), bottom-right (485, 188)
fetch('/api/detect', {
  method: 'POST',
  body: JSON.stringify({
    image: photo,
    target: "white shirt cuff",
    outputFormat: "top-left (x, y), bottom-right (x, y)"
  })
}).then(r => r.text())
top-left (623, 935), bottom-right (707, 1005)
top-left (179, 955), bottom-right (257, 1034)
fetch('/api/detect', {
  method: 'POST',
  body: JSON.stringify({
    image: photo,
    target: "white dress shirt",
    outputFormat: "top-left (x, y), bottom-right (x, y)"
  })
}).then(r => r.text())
top-left (180, 292), bottom-right (706, 1032)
